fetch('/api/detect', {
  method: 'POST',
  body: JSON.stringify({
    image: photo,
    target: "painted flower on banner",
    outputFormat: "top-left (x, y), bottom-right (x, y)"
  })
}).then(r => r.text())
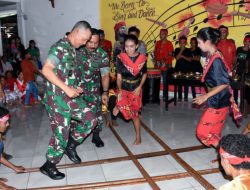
top-left (177, 12), bottom-right (194, 29)
top-left (208, 12), bottom-right (232, 27)
top-left (201, 0), bottom-right (230, 14)
top-left (200, 0), bottom-right (232, 27)
top-left (244, 0), bottom-right (250, 11)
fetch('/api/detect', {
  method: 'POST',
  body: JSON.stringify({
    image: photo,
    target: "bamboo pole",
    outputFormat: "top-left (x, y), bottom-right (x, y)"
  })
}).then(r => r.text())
top-left (26, 144), bottom-right (208, 173)
top-left (108, 125), bottom-right (161, 190)
top-left (141, 121), bottom-right (216, 190)
top-left (28, 168), bottom-right (221, 190)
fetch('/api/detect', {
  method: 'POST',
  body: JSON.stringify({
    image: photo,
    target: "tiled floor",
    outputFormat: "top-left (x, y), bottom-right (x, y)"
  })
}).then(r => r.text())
top-left (1, 99), bottom-right (249, 190)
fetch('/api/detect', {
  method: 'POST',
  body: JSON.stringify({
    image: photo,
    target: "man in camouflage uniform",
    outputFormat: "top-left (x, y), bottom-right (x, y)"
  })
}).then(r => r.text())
top-left (40, 21), bottom-right (95, 180)
top-left (77, 28), bottom-right (110, 147)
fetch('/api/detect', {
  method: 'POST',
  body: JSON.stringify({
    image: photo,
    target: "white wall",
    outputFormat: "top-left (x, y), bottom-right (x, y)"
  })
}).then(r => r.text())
top-left (21, 0), bottom-right (100, 62)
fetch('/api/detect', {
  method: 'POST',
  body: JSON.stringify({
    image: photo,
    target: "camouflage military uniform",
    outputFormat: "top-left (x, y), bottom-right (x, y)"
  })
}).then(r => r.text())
top-left (76, 46), bottom-right (109, 132)
top-left (43, 38), bottom-right (98, 164)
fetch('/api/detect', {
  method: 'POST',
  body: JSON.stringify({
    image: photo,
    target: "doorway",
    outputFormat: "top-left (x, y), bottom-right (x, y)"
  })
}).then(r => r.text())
top-left (1, 14), bottom-right (18, 56)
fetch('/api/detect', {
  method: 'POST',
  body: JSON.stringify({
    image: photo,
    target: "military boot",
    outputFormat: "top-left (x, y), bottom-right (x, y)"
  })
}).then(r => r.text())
top-left (65, 136), bottom-right (81, 164)
top-left (92, 130), bottom-right (104, 147)
top-left (40, 160), bottom-right (65, 180)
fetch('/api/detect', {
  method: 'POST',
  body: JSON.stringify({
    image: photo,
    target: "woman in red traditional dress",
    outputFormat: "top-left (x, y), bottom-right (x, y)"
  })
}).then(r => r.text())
top-left (113, 34), bottom-right (147, 145)
top-left (193, 27), bottom-right (240, 148)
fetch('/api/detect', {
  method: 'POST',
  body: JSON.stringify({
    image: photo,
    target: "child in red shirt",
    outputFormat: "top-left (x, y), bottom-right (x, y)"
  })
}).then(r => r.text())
top-left (21, 50), bottom-right (39, 107)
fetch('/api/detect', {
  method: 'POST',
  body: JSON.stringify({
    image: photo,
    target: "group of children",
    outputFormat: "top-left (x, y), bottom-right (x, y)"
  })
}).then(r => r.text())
top-left (0, 38), bottom-right (41, 188)
top-left (0, 50), bottom-right (40, 107)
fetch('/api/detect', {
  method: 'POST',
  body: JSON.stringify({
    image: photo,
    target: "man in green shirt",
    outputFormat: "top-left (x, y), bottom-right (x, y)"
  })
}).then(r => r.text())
top-left (77, 28), bottom-right (110, 148)
top-left (40, 21), bottom-right (94, 180)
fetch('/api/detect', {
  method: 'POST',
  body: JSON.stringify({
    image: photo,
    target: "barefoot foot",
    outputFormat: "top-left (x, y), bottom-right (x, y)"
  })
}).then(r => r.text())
top-left (105, 120), bottom-right (111, 127)
top-left (111, 120), bottom-right (119, 127)
top-left (211, 158), bottom-right (218, 163)
top-left (242, 123), bottom-right (250, 135)
top-left (133, 139), bottom-right (141, 145)
top-left (113, 106), bottom-right (119, 116)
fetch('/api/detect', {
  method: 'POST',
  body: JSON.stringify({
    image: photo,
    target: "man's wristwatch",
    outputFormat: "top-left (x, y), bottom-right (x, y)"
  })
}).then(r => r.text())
top-left (103, 90), bottom-right (109, 95)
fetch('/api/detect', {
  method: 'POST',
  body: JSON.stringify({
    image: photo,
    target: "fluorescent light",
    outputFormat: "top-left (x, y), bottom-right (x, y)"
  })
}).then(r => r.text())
top-left (0, 10), bottom-right (17, 18)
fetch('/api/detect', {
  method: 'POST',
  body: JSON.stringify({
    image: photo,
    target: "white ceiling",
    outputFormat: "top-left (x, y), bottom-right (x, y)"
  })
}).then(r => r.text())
top-left (0, 1), bottom-right (17, 19)
top-left (0, 1), bottom-right (16, 7)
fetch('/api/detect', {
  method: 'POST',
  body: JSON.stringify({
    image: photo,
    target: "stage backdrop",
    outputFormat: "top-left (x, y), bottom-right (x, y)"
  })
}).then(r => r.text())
top-left (100, 0), bottom-right (250, 68)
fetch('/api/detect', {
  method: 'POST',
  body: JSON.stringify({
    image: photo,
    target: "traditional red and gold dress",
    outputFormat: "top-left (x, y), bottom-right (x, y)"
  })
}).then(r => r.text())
top-left (116, 53), bottom-right (147, 120)
top-left (196, 51), bottom-right (241, 146)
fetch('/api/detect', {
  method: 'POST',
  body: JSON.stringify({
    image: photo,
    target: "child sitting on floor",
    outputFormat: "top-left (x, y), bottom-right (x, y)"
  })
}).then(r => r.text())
top-left (14, 72), bottom-right (41, 105)
top-left (5, 71), bottom-right (15, 92)
top-left (13, 72), bottom-right (26, 103)
top-left (0, 107), bottom-right (25, 190)
top-left (0, 76), bottom-right (18, 104)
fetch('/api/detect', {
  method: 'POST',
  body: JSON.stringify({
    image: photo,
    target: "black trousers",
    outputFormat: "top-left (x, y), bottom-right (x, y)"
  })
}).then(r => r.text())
top-left (178, 85), bottom-right (196, 99)
top-left (108, 95), bottom-right (117, 120)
